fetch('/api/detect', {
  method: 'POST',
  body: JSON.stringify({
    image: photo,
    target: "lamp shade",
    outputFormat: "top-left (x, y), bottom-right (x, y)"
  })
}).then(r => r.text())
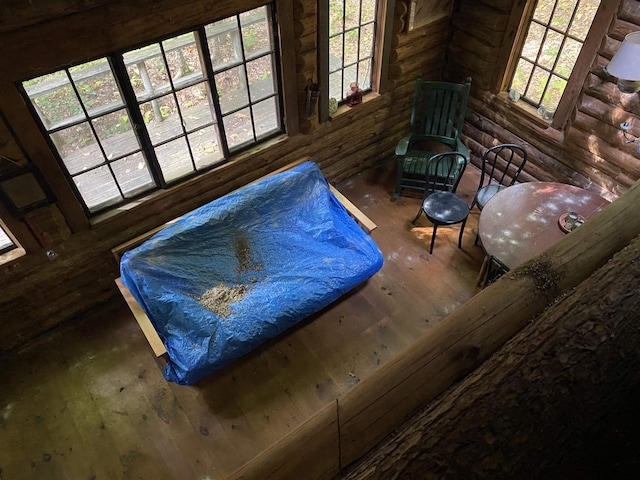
top-left (607, 31), bottom-right (640, 81)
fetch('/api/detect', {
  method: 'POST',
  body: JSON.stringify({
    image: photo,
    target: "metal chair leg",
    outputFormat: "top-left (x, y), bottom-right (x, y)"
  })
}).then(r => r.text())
top-left (412, 207), bottom-right (423, 224)
top-left (429, 224), bottom-right (438, 253)
top-left (458, 218), bottom-right (467, 249)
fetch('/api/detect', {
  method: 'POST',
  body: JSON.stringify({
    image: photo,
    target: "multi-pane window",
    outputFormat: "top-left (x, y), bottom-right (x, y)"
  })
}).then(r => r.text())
top-left (21, 5), bottom-right (282, 215)
top-left (0, 224), bottom-right (16, 255)
top-left (328, 0), bottom-right (378, 103)
top-left (508, 0), bottom-right (600, 117)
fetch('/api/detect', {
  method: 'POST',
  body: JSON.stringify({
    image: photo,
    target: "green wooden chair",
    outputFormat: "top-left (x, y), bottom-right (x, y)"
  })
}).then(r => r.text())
top-left (393, 76), bottom-right (472, 199)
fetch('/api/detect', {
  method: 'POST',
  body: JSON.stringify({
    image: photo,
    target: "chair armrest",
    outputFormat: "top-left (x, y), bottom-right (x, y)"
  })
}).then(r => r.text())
top-left (455, 139), bottom-right (470, 163)
top-left (395, 135), bottom-right (411, 156)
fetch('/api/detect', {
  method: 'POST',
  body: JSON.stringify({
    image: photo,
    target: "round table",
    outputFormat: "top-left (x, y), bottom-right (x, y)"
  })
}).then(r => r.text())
top-left (478, 182), bottom-right (610, 270)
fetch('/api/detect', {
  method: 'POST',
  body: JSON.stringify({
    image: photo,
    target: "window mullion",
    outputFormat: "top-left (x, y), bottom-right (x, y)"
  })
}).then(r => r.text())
top-left (195, 26), bottom-right (230, 158)
top-left (235, 17), bottom-right (258, 143)
top-left (109, 55), bottom-right (166, 188)
top-left (158, 42), bottom-right (199, 173)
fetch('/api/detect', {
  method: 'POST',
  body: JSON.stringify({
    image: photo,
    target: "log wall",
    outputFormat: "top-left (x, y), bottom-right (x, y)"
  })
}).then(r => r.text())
top-left (0, 0), bottom-right (638, 476)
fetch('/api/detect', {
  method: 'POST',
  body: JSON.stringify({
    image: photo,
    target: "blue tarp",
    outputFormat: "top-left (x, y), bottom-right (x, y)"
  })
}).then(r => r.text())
top-left (120, 161), bottom-right (384, 385)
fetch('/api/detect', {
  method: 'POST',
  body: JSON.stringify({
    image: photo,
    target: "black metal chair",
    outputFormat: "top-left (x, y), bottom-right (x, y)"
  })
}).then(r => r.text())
top-left (472, 144), bottom-right (528, 246)
top-left (412, 152), bottom-right (470, 254)
top-left (471, 143), bottom-right (528, 211)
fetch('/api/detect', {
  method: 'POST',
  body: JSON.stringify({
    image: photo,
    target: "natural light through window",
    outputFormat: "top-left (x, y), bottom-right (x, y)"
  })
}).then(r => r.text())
top-left (21, 4), bottom-right (282, 215)
top-left (509, 0), bottom-right (600, 117)
top-left (328, 0), bottom-right (378, 103)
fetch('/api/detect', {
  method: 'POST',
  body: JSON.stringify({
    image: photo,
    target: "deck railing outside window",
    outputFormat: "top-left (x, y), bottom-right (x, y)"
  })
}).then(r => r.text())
top-left (21, 4), bottom-right (283, 215)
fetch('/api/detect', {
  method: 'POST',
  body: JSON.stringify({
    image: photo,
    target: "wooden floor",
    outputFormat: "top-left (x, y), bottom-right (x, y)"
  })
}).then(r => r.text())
top-left (0, 160), bottom-right (486, 479)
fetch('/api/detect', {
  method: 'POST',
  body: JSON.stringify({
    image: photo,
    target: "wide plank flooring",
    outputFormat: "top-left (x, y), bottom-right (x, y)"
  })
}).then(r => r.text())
top-left (0, 160), bottom-right (486, 479)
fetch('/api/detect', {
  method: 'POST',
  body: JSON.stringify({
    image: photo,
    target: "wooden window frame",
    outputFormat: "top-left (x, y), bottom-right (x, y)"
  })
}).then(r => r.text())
top-left (0, 215), bottom-right (27, 265)
top-left (318, 0), bottom-right (395, 122)
top-left (19, 2), bottom-right (291, 217)
top-left (497, 0), bottom-right (618, 131)
top-left (0, 222), bottom-right (16, 255)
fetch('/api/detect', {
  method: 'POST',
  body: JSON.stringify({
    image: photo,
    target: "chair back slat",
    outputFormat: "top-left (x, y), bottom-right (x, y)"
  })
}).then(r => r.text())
top-left (479, 144), bottom-right (528, 189)
top-left (471, 143), bottom-right (528, 211)
top-left (425, 152), bottom-right (468, 195)
top-left (411, 76), bottom-right (471, 144)
top-left (395, 75), bottom-right (471, 200)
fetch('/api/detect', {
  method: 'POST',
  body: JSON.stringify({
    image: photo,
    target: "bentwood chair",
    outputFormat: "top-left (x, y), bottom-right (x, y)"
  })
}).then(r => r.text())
top-left (471, 143), bottom-right (528, 211)
top-left (393, 76), bottom-right (472, 199)
top-left (412, 152), bottom-right (470, 254)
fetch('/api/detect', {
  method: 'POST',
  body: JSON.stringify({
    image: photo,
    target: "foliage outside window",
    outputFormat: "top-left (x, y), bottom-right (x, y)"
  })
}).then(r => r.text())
top-left (508, 0), bottom-right (600, 118)
top-left (326, 0), bottom-right (378, 105)
top-left (21, 5), bottom-right (283, 215)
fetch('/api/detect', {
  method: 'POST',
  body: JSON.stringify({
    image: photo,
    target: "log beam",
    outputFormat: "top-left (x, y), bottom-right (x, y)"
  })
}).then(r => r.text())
top-left (340, 232), bottom-right (640, 479)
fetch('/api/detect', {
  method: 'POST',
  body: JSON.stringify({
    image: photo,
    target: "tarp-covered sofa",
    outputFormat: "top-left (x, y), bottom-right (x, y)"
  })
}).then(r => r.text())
top-left (120, 161), bottom-right (384, 385)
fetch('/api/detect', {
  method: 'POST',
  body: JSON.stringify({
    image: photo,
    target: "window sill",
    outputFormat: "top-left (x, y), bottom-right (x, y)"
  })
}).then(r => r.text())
top-left (90, 134), bottom-right (291, 226)
top-left (494, 92), bottom-right (553, 129)
top-left (490, 92), bottom-right (565, 144)
top-left (329, 92), bottom-right (382, 120)
top-left (0, 246), bottom-right (26, 266)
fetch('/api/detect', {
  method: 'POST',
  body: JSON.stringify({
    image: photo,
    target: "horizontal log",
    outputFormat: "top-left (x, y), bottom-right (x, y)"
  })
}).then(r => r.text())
top-left (394, 0), bottom-right (408, 17)
top-left (447, 44), bottom-right (496, 75)
top-left (584, 71), bottom-right (640, 116)
top-left (293, 15), bottom-right (315, 37)
top-left (444, 59), bottom-right (492, 90)
top-left (451, 29), bottom-right (500, 61)
top-left (578, 92), bottom-right (635, 130)
top-left (564, 125), bottom-right (638, 186)
top-left (0, 0), bottom-right (267, 79)
top-left (608, 17), bottom-right (640, 40)
top-left (292, 0), bottom-right (315, 19)
top-left (569, 110), bottom-right (637, 159)
top-left (387, 48), bottom-right (445, 79)
top-left (390, 27), bottom-right (449, 63)
top-left (228, 402), bottom-right (339, 480)
top-left (464, 109), bottom-right (619, 200)
top-left (341, 232), bottom-right (640, 479)
top-left (0, 0), bottom-right (110, 33)
top-left (295, 32), bottom-right (316, 54)
top-left (451, 2), bottom-right (510, 36)
top-left (466, 92), bottom-right (621, 194)
top-left (461, 126), bottom-right (538, 184)
top-left (478, 0), bottom-right (514, 11)
top-left (619, 0), bottom-right (640, 23)
top-left (450, 20), bottom-right (505, 50)
top-left (399, 17), bottom-right (449, 46)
